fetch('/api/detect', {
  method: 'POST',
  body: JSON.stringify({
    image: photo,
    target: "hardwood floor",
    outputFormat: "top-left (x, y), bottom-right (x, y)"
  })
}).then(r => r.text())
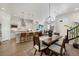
top-left (0, 38), bottom-right (79, 56)
top-left (0, 38), bottom-right (41, 56)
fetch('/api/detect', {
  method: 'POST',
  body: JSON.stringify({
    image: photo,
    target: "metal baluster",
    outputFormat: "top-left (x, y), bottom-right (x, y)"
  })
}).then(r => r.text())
top-left (78, 26), bottom-right (79, 36)
top-left (71, 30), bottom-right (73, 38)
top-left (74, 28), bottom-right (76, 38)
top-left (76, 27), bottom-right (78, 37)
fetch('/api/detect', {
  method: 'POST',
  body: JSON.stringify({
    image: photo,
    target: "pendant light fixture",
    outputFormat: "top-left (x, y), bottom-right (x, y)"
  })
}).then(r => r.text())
top-left (46, 3), bottom-right (55, 24)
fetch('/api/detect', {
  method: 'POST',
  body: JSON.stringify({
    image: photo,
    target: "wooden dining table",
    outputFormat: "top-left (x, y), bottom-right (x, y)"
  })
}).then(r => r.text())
top-left (40, 35), bottom-right (62, 46)
top-left (39, 35), bottom-right (62, 55)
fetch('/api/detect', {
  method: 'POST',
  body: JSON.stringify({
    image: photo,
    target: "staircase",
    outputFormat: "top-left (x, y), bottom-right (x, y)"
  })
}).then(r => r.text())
top-left (64, 24), bottom-right (79, 55)
top-left (67, 24), bottom-right (79, 45)
top-left (67, 25), bottom-right (79, 48)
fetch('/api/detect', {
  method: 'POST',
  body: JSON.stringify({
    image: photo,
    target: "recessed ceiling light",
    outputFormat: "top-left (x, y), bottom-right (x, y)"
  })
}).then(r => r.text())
top-left (75, 8), bottom-right (79, 10)
top-left (1, 8), bottom-right (5, 10)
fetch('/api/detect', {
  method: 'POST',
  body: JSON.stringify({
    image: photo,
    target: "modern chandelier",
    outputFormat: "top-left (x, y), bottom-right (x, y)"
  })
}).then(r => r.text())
top-left (46, 3), bottom-right (55, 24)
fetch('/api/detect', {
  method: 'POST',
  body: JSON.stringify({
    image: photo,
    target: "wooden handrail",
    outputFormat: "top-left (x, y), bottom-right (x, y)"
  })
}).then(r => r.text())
top-left (67, 25), bottom-right (79, 41)
top-left (68, 25), bottom-right (79, 31)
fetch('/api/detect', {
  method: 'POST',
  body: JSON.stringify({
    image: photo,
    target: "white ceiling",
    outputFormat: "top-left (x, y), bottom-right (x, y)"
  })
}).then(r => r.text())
top-left (0, 3), bottom-right (49, 20)
top-left (0, 3), bottom-right (79, 23)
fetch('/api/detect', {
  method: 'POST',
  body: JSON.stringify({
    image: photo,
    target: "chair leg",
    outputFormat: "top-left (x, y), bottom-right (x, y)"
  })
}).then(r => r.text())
top-left (40, 51), bottom-right (43, 56)
top-left (34, 49), bottom-right (37, 55)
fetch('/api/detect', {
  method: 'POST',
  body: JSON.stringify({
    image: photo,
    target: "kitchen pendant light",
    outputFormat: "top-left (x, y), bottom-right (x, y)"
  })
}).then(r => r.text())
top-left (20, 12), bottom-right (26, 26)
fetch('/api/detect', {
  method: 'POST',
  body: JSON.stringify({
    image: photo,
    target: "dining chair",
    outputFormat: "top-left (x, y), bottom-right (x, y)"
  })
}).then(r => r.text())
top-left (48, 36), bottom-right (66, 56)
top-left (29, 32), bottom-right (33, 39)
top-left (20, 32), bottom-right (27, 42)
top-left (39, 31), bottom-right (43, 36)
top-left (33, 33), bottom-right (48, 56)
top-left (64, 36), bottom-right (79, 56)
top-left (26, 32), bottom-right (33, 40)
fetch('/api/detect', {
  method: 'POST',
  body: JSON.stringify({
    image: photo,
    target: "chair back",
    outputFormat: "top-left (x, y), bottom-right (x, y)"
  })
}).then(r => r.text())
top-left (20, 32), bottom-right (26, 38)
top-left (29, 32), bottom-right (33, 36)
top-left (39, 31), bottom-right (43, 36)
top-left (60, 36), bottom-right (67, 55)
top-left (33, 33), bottom-right (40, 51)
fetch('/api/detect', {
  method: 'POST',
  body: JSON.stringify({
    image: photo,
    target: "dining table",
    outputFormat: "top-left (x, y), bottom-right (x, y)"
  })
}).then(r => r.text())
top-left (40, 35), bottom-right (62, 46)
top-left (39, 35), bottom-right (63, 55)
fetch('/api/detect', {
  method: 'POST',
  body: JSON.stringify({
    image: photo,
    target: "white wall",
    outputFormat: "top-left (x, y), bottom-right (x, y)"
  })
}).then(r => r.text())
top-left (55, 11), bottom-right (79, 36)
top-left (55, 15), bottom-right (75, 36)
top-left (68, 12), bottom-right (79, 23)
top-left (0, 11), bottom-right (11, 41)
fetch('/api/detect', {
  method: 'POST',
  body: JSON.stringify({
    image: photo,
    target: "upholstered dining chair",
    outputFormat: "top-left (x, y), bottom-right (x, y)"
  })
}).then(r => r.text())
top-left (33, 33), bottom-right (48, 56)
top-left (48, 36), bottom-right (66, 56)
